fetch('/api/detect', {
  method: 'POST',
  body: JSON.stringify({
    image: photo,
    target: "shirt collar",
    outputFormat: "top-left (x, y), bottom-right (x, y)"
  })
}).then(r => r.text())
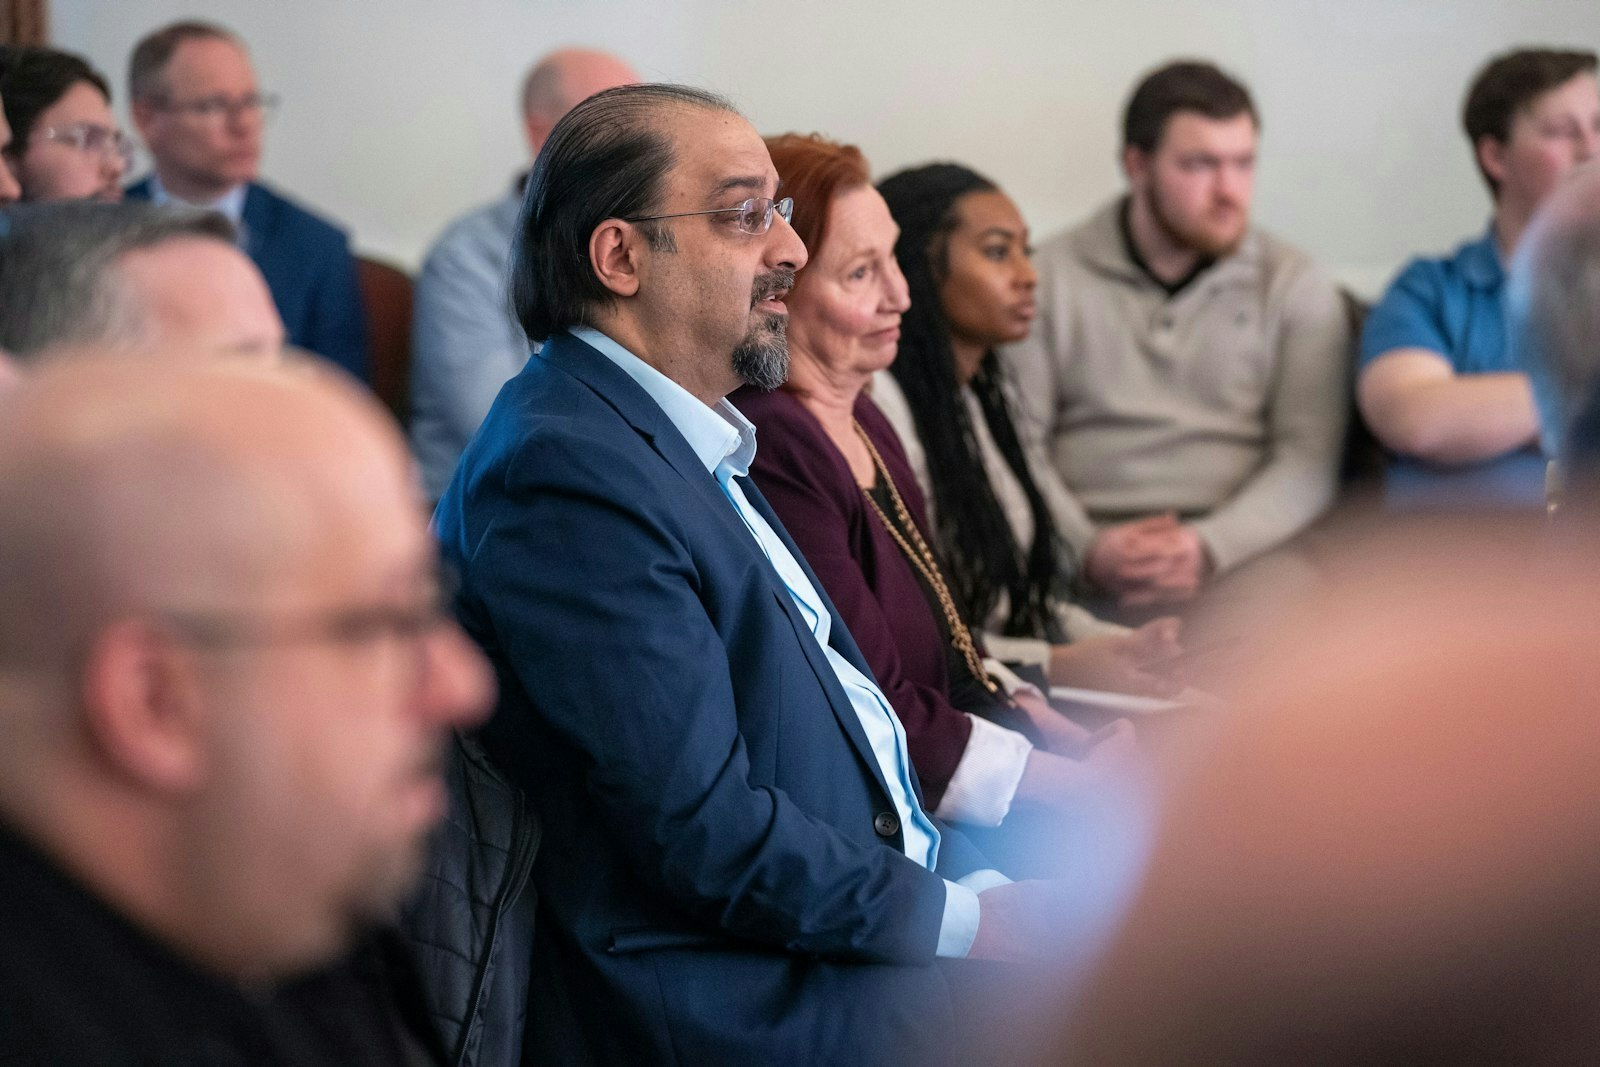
top-left (147, 174), bottom-right (248, 226)
top-left (1458, 222), bottom-right (1505, 290)
top-left (570, 326), bottom-right (757, 478)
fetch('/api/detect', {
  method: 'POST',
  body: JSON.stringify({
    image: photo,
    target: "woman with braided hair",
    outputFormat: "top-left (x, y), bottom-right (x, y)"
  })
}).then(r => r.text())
top-left (872, 161), bottom-right (1180, 683)
top-left (738, 134), bottom-right (1159, 843)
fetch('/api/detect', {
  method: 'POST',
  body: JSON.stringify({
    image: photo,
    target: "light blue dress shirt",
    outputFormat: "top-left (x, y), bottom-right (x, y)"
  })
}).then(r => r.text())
top-left (146, 174), bottom-right (248, 237)
top-left (572, 327), bottom-right (1005, 958)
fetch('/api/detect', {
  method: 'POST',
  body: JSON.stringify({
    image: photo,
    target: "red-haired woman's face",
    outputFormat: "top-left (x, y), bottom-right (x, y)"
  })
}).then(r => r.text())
top-left (937, 190), bottom-right (1036, 381)
top-left (785, 184), bottom-right (910, 378)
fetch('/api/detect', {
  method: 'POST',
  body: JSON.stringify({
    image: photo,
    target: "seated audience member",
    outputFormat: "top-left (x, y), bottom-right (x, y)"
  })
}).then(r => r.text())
top-left (0, 200), bottom-right (284, 362)
top-left (738, 135), bottom-right (1142, 847)
top-left (1359, 49), bottom-right (1599, 510)
top-left (0, 355), bottom-right (492, 1064)
top-left (125, 21), bottom-right (368, 378)
top-left (0, 91), bottom-right (23, 202)
top-left (869, 160), bottom-right (1182, 683)
top-left (437, 84), bottom-right (1068, 1065)
top-left (0, 46), bottom-right (129, 202)
top-left (1004, 61), bottom-right (1348, 608)
top-left (411, 47), bottom-right (636, 500)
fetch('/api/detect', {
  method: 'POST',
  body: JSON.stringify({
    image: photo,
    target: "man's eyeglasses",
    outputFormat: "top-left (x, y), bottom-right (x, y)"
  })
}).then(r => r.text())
top-left (160, 567), bottom-right (458, 655)
top-left (36, 124), bottom-right (136, 168)
top-left (625, 196), bottom-right (794, 236)
top-left (149, 92), bottom-right (280, 125)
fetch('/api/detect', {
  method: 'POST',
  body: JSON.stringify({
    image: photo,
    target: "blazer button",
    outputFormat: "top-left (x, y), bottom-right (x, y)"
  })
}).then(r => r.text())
top-left (873, 812), bottom-right (900, 838)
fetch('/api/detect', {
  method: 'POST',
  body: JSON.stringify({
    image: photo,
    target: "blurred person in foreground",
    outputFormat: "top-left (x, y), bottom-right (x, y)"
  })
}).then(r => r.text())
top-left (736, 136), bottom-right (1151, 871)
top-left (0, 199), bottom-right (284, 363)
top-left (1004, 60), bottom-right (1348, 610)
top-left (1360, 49), bottom-right (1598, 510)
top-left (410, 47), bottom-right (637, 500)
top-left (0, 45), bottom-right (130, 202)
top-left (0, 354), bottom-right (492, 1064)
top-left (126, 20), bottom-right (368, 378)
top-left (0, 88), bottom-right (23, 204)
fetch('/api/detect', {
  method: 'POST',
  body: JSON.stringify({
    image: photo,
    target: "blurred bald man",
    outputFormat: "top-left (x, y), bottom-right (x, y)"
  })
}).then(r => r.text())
top-left (409, 47), bottom-right (637, 499)
top-left (0, 355), bottom-right (491, 1064)
top-left (0, 199), bottom-right (285, 362)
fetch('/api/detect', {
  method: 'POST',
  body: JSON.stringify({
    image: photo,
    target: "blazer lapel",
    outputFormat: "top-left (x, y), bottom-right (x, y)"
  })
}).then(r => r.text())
top-left (538, 335), bottom-right (897, 799)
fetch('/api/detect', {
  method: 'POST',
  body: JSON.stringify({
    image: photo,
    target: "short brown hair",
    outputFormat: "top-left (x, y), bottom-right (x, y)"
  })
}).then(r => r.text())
top-left (1122, 60), bottom-right (1258, 154)
top-left (128, 20), bottom-right (241, 102)
top-left (764, 133), bottom-right (871, 266)
top-left (1463, 48), bottom-right (1598, 195)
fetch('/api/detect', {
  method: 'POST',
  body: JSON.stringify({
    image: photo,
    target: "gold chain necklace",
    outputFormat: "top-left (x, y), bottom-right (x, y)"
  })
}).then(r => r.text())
top-left (853, 421), bottom-right (999, 695)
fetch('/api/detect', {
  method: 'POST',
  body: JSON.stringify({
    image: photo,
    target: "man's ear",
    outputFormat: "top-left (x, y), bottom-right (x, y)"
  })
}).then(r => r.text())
top-left (129, 98), bottom-right (158, 139)
top-left (1121, 144), bottom-right (1149, 187)
top-left (1476, 135), bottom-right (1510, 194)
top-left (589, 219), bottom-right (643, 299)
top-left (79, 619), bottom-right (211, 796)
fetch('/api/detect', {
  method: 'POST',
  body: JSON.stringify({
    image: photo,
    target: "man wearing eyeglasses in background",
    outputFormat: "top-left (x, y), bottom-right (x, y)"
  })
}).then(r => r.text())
top-left (437, 83), bottom-right (1070, 1066)
top-left (124, 21), bottom-right (368, 380)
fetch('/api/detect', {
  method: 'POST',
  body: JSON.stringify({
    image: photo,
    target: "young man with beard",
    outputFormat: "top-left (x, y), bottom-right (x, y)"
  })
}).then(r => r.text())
top-left (1005, 61), bottom-right (1349, 609)
top-left (435, 84), bottom-right (1063, 1065)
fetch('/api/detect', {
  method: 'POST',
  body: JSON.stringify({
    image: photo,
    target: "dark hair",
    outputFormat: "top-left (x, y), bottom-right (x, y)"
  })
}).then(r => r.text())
top-left (0, 46), bottom-right (112, 156)
top-left (128, 20), bottom-right (240, 102)
top-left (511, 83), bottom-right (736, 342)
top-left (877, 162), bottom-right (1072, 642)
top-left (1463, 48), bottom-right (1598, 195)
top-left (0, 200), bottom-right (236, 358)
top-left (764, 133), bottom-right (870, 262)
top-left (1122, 59), bottom-right (1258, 154)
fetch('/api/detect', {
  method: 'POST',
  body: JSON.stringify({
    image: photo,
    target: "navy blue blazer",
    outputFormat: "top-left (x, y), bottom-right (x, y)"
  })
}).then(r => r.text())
top-left (434, 332), bottom-right (988, 1065)
top-left (126, 177), bottom-right (368, 380)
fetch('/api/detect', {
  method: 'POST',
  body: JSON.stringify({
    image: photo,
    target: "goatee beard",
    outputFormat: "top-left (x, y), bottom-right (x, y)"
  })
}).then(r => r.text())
top-left (735, 268), bottom-right (796, 391)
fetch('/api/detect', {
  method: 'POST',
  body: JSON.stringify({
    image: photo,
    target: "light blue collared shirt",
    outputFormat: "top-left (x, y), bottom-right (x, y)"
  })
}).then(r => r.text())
top-left (573, 326), bottom-right (1004, 958)
top-left (147, 175), bottom-right (249, 243)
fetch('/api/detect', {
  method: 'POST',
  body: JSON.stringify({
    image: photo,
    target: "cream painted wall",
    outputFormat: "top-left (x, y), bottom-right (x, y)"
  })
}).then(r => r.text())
top-left (51, 0), bottom-right (1600, 295)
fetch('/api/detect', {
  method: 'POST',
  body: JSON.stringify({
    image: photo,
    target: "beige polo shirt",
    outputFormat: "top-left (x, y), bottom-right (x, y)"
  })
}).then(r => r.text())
top-left (1002, 199), bottom-right (1350, 573)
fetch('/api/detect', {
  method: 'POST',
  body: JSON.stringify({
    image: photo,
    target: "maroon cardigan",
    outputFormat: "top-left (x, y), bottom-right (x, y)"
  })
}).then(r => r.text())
top-left (737, 386), bottom-right (1031, 809)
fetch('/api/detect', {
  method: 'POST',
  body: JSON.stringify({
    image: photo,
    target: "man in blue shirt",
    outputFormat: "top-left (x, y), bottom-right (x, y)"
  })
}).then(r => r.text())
top-left (409, 48), bottom-right (636, 500)
top-left (1359, 48), bottom-right (1599, 508)
top-left (124, 21), bottom-right (368, 380)
top-left (434, 84), bottom-right (1084, 1065)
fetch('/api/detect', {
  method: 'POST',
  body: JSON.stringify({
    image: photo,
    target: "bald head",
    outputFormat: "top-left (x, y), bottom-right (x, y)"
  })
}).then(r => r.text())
top-left (0, 352), bottom-right (402, 672)
top-left (0, 352), bottom-right (489, 980)
top-left (520, 47), bottom-right (637, 155)
top-left (1512, 160), bottom-right (1600, 461)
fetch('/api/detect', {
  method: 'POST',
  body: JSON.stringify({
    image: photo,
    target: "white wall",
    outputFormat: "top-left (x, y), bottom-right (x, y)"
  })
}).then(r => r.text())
top-left (52, 0), bottom-right (1600, 295)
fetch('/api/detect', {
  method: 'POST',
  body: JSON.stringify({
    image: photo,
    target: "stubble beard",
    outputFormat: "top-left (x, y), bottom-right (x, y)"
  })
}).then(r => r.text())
top-left (1145, 182), bottom-right (1247, 260)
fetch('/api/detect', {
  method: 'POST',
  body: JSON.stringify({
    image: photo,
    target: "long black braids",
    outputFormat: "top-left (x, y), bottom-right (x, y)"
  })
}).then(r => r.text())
top-left (877, 163), bottom-right (1071, 643)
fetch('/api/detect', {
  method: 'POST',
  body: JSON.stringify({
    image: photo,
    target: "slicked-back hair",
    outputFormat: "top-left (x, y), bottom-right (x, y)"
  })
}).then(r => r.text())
top-left (128, 20), bottom-right (241, 103)
top-left (1463, 48), bottom-right (1598, 195)
top-left (0, 200), bottom-right (237, 359)
top-left (511, 83), bottom-right (737, 343)
top-left (0, 46), bottom-right (113, 156)
top-left (877, 162), bottom-right (1073, 642)
top-left (1123, 59), bottom-right (1258, 154)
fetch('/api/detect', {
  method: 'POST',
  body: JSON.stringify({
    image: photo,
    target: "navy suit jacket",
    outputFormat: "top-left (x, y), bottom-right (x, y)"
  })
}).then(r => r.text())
top-left (127, 177), bottom-right (368, 380)
top-left (434, 332), bottom-right (987, 1065)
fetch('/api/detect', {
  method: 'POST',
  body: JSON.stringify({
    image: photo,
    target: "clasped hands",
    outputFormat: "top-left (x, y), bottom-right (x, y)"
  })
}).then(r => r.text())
top-left (1086, 512), bottom-right (1212, 606)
